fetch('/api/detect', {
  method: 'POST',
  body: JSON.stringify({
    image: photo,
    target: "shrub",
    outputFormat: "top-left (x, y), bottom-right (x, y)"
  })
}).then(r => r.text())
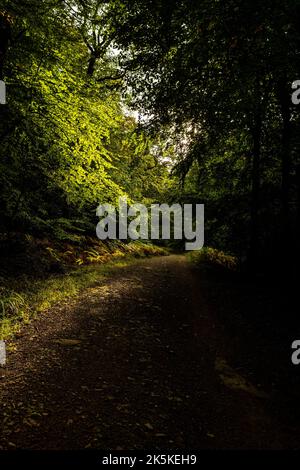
top-left (190, 247), bottom-right (238, 272)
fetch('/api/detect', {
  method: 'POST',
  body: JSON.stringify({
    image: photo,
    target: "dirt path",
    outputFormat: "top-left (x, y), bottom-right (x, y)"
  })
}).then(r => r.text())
top-left (0, 255), bottom-right (298, 450)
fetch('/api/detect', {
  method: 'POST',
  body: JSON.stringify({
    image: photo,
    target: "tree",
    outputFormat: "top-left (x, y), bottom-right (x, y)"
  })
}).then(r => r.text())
top-left (106, 0), bottom-right (300, 268)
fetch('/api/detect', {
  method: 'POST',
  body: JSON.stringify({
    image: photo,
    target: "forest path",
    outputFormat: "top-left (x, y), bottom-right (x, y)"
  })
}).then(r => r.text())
top-left (0, 255), bottom-right (297, 449)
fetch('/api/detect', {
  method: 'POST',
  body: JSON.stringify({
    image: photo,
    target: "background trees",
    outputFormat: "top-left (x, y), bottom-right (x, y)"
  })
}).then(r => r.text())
top-left (0, 0), bottom-right (169, 239)
top-left (105, 0), bottom-right (300, 270)
top-left (0, 0), bottom-right (299, 273)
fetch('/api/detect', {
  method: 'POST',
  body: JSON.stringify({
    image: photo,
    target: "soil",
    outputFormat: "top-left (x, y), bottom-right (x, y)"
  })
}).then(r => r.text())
top-left (0, 255), bottom-right (299, 450)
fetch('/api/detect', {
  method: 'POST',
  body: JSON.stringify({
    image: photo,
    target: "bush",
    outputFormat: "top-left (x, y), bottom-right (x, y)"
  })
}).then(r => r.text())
top-left (190, 247), bottom-right (238, 272)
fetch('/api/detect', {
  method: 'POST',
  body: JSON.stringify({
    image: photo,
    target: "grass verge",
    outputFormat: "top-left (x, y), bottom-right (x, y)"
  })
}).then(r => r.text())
top-left (0, 241), bottom-right (168, 340)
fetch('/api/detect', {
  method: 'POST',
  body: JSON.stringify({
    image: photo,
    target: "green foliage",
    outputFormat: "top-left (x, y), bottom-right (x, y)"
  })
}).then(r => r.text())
top-left (1, 0), bottom-right (298, 275)
top-left (0, 240), bottom-right (168, 339)
top-left (106, 0), bottom-right (300, 266)
top-left (189, 248), bottom-right (238, 273)
top-left (0, 0), bottom-right (171, 237)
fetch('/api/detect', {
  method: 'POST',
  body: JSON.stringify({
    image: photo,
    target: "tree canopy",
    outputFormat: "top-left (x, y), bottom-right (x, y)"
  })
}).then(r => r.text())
top-left (0, 0), bottom-right (299, 270)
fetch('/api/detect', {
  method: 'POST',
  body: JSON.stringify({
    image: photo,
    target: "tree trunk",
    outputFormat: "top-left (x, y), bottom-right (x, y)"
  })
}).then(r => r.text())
top-left (296, 163), bottom-right (300, 259)
top-left (87, 54), bottom-right (97, 77)
top-left (277, 76), bottom-right (292, 247)
top-left (249, 110), bottom-right (262, 269)
top-left (0, 12), bottom-right (12, 80)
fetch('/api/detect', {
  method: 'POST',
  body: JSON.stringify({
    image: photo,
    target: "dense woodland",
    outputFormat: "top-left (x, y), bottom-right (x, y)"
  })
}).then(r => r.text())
top-left (1, 0), bottom-right (300, 455)
top-left (0, 0), bottom-right (300, 273)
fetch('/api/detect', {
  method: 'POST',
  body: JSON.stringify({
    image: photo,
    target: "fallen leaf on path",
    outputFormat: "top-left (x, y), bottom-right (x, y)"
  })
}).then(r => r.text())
top-left (23, 417), bottom-right (39, 427)
top-left (144, 422), bottom-right (154, 430)
top-left (53, 339), bottom-right (82, 346)
top-left (215, 357), bottom-right (268, 398)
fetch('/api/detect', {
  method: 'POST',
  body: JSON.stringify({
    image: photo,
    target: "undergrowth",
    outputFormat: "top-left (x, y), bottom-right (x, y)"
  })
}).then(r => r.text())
top-left (189, 247), bottom-right (238, 272)
top-left (0, 240), bottom-right (167, 340)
